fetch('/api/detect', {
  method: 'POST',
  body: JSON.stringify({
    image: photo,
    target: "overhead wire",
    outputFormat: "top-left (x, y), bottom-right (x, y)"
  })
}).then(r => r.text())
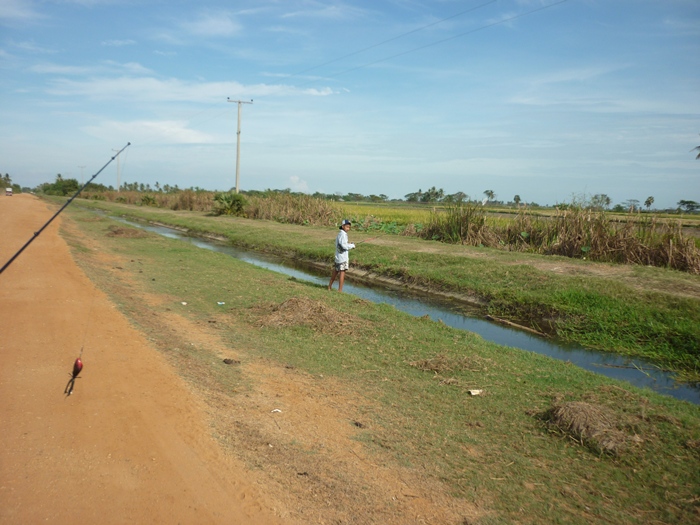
top-left (289, 0), bottom-right (498, 79)
top-left (123, 0), bottom-right (571, 158)
top-left (300, 0), bottom-right (571, 84)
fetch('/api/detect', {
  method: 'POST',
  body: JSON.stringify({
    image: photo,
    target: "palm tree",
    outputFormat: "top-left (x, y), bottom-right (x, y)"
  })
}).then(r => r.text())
top-left (483, 190), bottom-right (495, 201)
top-left (644, 196), bottom-right (654, 210)
top-left (693, 135), bottom-right (700, 159)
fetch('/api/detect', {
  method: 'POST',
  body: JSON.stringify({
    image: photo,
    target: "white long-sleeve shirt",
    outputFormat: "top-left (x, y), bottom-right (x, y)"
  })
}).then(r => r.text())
top-left (334, 229), bottom-right (355, 264)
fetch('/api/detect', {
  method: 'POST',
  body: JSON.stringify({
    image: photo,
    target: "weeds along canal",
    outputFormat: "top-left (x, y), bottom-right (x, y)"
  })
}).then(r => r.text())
top-left (113, 217), bottom-right (700, 405)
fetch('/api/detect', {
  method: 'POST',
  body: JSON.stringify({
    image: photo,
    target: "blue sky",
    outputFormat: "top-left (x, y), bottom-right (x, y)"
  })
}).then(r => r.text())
top-left (1, 0), bottom-right (698, 208)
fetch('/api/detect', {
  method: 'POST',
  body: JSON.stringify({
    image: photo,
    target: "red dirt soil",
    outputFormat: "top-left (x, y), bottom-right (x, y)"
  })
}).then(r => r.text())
top-left (0, 194), bottom-right (282, 524)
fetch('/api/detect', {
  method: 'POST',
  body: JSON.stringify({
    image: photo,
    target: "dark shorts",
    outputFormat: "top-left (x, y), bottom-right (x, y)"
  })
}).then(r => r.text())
top-left (334, 261), bottom-right (349, 272)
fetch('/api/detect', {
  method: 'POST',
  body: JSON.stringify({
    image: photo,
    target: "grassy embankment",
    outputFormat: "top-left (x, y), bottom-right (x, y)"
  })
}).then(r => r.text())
top-left (68, 198), bottom-right (700, 381)
top-left (59, 203), bottom-right (700, 525)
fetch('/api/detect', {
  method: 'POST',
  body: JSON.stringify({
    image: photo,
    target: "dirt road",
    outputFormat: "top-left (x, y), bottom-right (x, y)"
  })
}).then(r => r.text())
top-left (0, 194), bottom-right (282, 524)
top-left (1, 195), bottom-right (481, 524)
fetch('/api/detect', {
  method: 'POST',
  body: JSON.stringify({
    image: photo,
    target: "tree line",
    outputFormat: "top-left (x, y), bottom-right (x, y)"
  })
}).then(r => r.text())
top-left (9, 173), bottom-right (700, 214)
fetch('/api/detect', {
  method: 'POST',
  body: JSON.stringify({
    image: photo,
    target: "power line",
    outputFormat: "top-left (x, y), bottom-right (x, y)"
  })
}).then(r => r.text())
top-left (306, 0), bottom-right (571, 83)
top-left (290, 0), bottom-right (497, 79)
top-left (116, 1), bottom-right (571, 162)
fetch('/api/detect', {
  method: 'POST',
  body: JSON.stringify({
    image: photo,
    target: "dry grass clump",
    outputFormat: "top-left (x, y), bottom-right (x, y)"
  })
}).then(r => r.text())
top-left (105, 225), bottom-right (149, 238)
top-left (420, 205), bottom-right (700, 274)
top-left (544, 401), bottom-right (633, 456)
top-left (254, 297), bottom-right (363, 335)
top-left (420, 203), bottom-right (497, 246)
top-left (246, 193), bottom-right (341, 227)
top-left (686, 439), bottom-right (700, 454)
top-left (409, 353), bottom-right (488, 374)
top-left (83, 190), bottom-right (217, 212)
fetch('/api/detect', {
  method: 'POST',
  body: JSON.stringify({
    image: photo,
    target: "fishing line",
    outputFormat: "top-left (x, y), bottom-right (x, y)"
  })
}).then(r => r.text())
top-left (64, 286), bottom-right (98, 396)
top-left (78, 287), bottom-right (99, 360)
top-left (356, 233), bottom-right (387, 244)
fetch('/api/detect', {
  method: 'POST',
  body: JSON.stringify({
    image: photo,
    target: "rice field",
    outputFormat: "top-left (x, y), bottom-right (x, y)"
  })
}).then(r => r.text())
top-left (75, 190), bottom-right (700, 273)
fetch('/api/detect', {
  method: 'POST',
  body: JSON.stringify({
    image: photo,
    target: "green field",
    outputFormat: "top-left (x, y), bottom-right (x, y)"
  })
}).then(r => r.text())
top-left (65, 197), bottom-right (700, 380)
top-left (59, 201), bottom-right (700, 525)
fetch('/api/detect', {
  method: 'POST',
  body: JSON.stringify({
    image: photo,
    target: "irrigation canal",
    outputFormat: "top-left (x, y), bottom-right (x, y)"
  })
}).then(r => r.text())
top-left (115, 217), bottom-right (700, 405)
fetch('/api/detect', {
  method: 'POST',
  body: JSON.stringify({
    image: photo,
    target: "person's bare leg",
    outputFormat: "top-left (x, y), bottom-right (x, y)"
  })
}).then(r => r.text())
top-left (338, 270), bottom-right (346, 292)
top-left (328, 268), bottom-right (338, 290)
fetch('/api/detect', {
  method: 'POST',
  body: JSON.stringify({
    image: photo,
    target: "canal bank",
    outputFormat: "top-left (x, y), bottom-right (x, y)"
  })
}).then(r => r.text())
top-left (116, 216), bottom-right (700, 404)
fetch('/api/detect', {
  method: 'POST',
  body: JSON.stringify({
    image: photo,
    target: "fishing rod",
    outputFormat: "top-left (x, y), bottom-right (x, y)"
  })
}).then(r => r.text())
top-left (0, 142), bottom-right (131, 275)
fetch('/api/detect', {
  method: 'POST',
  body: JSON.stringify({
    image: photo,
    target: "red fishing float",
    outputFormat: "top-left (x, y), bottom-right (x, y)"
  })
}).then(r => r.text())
top-left (72, 357), bottom-right (83, 378)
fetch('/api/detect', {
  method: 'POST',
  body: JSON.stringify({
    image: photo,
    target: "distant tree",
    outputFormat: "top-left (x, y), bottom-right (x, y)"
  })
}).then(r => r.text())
top-left (483, 190), bottom-right (495, 202)
top-left (623, 199), bottom-right (641, 212)
top-left (443, 192), bottom-right (467, 203)
top-left (344, 193), bottom-right (365, 202)
top-left (692, 135), bottom-right (700, 159)
top-left (513, 195), bottom-right (521, 206)
top-left (404, 189), bottom-right (423, 202)
top-left (420, 186), bottom-right (444, 203)
top-left (678, 200), bottom-right (700, 213)
top-left (42, 174), bottom-right (79, 196)
top-left (644, 196), bottom-right (654, 210)
top-left (590, 194), bottom-right (611, 210)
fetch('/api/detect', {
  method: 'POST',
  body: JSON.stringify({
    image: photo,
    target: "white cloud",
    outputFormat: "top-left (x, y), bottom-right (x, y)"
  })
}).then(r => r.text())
top-left (289, 175), bottom-right (309, 192)
top-left (42, 72), bottom-right (335, 103)
top-left (181, 10), bottom-right (242, 37)
top-left (30, 61), bottom-right (153, 76)
top-left (302, 86), bottom-right (336, 96)
top-left (280, 3), bottom-right (368, 20)
top-left (83, 119), bottom-right (215, 144)
top-left (30, 63), bottom-right (92, 74)
top-left (102, 61), bottom-right (153, 74)
top-left (11, 39), bottom-right (57, 54)
top-left (0, 0), bottom-right (41, 22)
top-left (101, 39), bottom-right (136, 47)
top-left (527, 65), bottom-right (626, 87)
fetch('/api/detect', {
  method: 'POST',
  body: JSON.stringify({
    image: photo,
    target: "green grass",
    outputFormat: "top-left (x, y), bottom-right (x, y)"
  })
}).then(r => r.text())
top-left (61, 205), bottom-right (700, 525)
top-left (64, 197), bottom-right (700, 380)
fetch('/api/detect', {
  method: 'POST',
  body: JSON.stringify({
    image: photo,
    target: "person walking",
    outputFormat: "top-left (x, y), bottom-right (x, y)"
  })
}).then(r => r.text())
top-left (328, 219), bottom-right (355, 292)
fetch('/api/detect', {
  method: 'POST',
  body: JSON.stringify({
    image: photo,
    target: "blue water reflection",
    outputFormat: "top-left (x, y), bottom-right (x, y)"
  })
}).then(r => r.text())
top-left (121, 219), bottom-right (700, 404)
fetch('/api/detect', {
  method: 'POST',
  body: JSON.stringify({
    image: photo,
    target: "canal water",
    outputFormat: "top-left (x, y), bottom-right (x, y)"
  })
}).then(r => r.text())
top-left (118, 218), bottom-right (700, 404)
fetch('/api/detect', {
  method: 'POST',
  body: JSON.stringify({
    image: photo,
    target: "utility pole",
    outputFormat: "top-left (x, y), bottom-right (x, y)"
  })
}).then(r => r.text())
top-left (111, 149), bottom-right (121, 191)
top-left (227, 98), bottom-right (253, 194)
top-left (78, 165), bottom-right (86, 185)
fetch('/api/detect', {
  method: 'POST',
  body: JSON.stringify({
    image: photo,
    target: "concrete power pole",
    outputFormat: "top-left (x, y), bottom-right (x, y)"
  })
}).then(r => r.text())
top-left (227, 98), bottom-right (253, 194)
top-left (78, 165), bottom-right (86, 185)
